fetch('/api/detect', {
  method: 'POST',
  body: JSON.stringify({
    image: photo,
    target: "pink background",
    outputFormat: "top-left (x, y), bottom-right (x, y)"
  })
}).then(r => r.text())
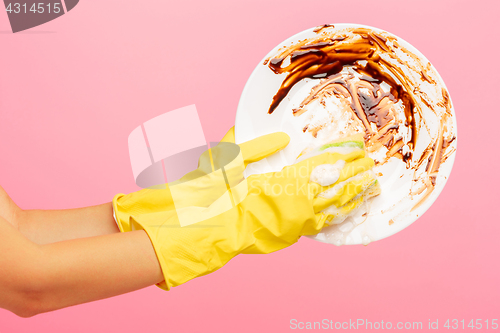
top-left (1, 0), bottom-right (498, 331)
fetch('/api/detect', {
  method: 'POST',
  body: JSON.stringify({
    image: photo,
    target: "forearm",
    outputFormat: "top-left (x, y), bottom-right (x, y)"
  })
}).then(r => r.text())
top-left (18, 202), bottom-right (119, 245)
top-left (32, 230), bottom-right (163, 315)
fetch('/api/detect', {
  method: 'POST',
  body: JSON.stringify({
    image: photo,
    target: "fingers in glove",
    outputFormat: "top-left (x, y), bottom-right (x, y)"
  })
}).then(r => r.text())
top-left (312, 171), bottom-right (376, 212)
top-left (239, 132), bottom-right (290, 166)
top-left (220, 127), bottom-right (235, 143)
top-left (307, 155), bottom-right (374, 197)
top-left (337, 157), bottom-right (375, 183)
top-left (293, 150), bottom-right (366, 178)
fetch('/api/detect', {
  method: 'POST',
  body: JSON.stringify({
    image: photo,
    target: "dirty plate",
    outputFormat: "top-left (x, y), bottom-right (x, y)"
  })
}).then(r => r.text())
top-left (235, 23), bottom-right (457, 245)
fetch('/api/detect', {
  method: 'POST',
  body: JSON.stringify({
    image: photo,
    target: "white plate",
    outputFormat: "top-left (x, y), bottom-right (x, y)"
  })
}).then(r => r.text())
top-left (235, 23), bottom-right (457, 245)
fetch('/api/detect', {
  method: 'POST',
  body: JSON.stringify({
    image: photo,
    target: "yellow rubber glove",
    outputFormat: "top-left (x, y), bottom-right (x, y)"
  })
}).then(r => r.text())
top-left (113, 134), bottom-right (375, 290)
top-left (113, 127), bottom-right (288, 232)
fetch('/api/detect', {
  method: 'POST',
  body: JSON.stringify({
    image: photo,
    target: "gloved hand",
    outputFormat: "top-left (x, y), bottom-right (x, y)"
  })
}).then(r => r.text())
top-left (113, 127), bottom-right (289, 232)
top-left (113, 128), bottom-right (375, 290)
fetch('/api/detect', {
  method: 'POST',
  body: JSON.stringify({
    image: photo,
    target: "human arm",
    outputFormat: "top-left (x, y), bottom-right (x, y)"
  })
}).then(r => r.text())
top-left (0, 184), bottom-right (22, 231)
top-left (18, 202), bottom-right (119, 245)
top-left (0, 214), bottom-right (163, 317)
top-left (1, 184), bottom-right (119, 245)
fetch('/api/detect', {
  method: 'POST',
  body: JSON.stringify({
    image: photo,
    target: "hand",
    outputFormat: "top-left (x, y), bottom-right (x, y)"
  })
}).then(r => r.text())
top-left (113, 127), bottom-right (290, 232)
top-left (0, 185), bottom-right (22, 230)
top-left (113, 129), bottom-right (376, 290)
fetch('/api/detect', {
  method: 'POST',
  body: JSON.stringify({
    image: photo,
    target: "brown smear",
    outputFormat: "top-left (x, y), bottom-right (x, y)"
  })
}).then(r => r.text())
top-left (266, 29), bottom-right (419, 163)
top-left (264, 26), bottom-right (456, 211)
top-left (313, 24), bottom-right (335, 33)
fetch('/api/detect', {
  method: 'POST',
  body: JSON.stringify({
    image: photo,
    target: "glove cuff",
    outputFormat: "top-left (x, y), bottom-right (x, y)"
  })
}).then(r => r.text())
top-left (112, 193), bottom-right (132, 232)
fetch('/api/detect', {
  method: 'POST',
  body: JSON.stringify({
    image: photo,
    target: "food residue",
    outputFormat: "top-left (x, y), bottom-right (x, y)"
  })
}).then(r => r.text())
top-left (263, 26), bottom-right (456, 212)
